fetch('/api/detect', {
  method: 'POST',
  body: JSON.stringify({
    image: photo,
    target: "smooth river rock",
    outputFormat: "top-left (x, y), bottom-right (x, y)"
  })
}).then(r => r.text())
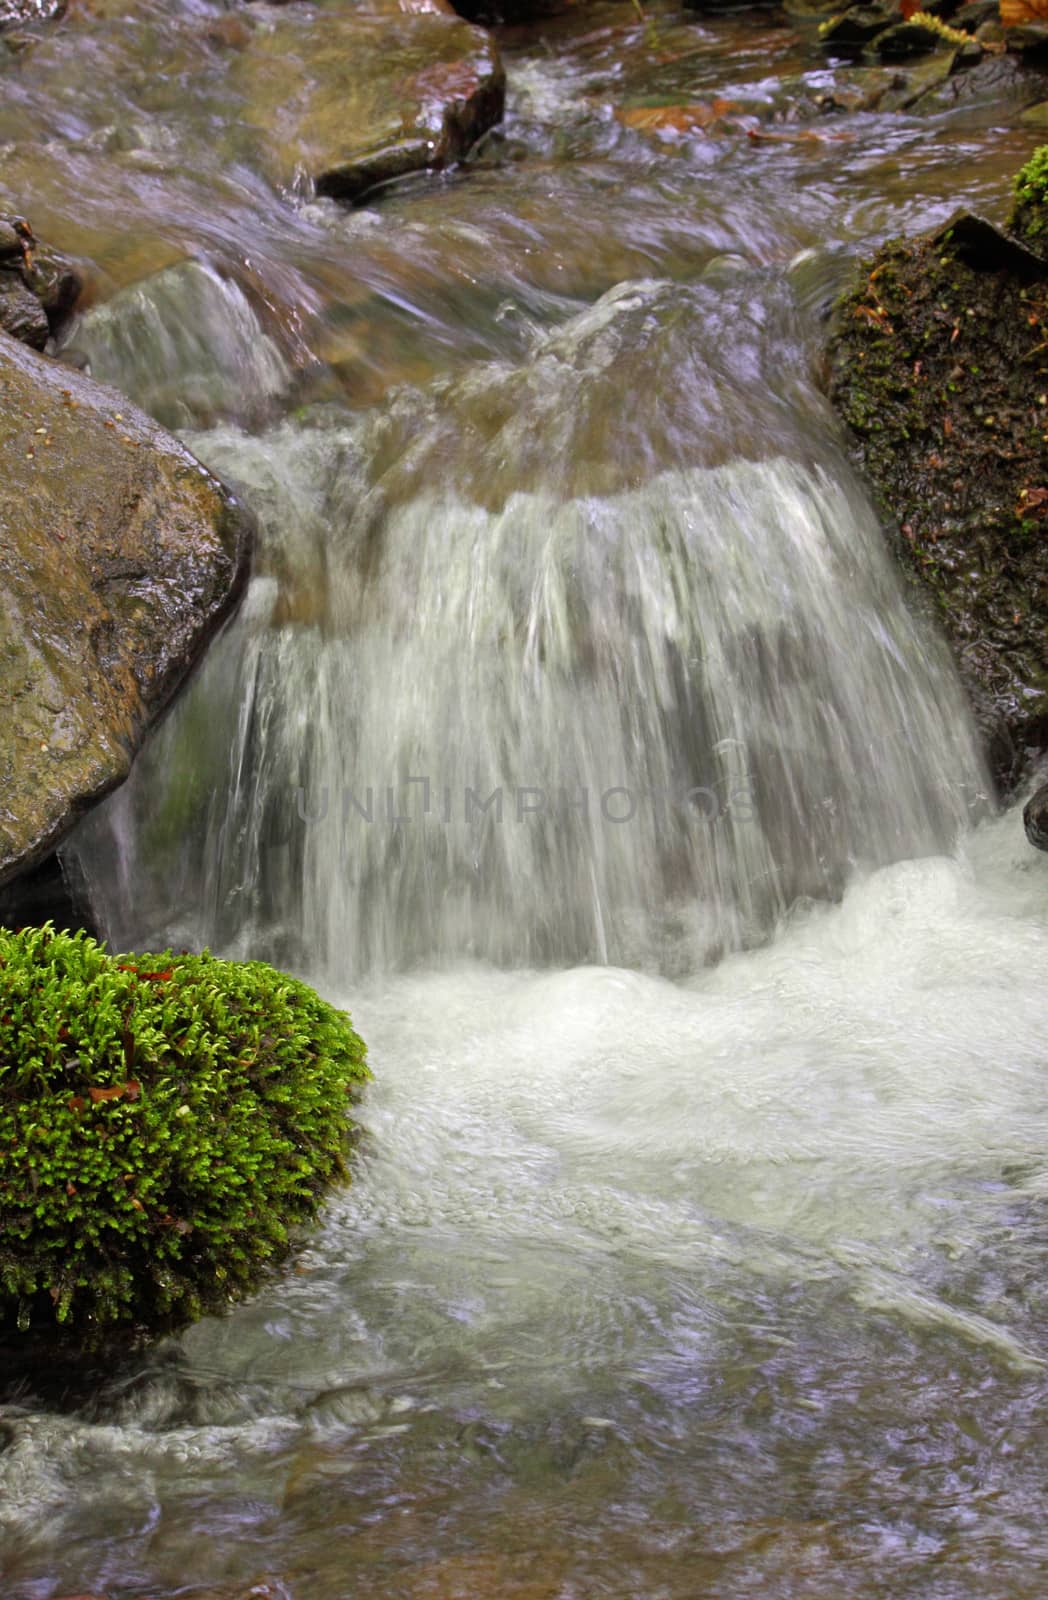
top-left (0, 332), bottom-right (252, 886)
top-left (232, 3), bottom-right (505, 201)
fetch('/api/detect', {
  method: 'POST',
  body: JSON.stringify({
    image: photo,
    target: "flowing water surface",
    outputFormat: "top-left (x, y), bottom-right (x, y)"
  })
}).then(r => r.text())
top-left (2, 2), bottom-right (1048, 1595)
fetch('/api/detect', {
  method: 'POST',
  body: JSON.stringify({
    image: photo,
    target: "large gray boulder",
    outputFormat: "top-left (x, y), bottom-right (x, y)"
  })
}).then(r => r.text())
top-left (0, 332), bottom-right (252, 886)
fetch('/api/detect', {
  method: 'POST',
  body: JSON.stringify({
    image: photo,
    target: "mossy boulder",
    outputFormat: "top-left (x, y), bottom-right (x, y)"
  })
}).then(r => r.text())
top-left (824, 165), bottom-right (1048, 784)
top-left (0, 925), bottom-right (368, 1338)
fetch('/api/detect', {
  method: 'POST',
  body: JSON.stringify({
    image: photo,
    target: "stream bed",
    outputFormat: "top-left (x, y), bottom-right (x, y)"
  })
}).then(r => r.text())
top-left (2, 2), bottom-right (1048, 1595)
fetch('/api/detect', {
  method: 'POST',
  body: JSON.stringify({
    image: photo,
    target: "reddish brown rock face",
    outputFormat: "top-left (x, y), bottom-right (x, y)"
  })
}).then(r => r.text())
top-left (0, 332), bottom-right (252, 884)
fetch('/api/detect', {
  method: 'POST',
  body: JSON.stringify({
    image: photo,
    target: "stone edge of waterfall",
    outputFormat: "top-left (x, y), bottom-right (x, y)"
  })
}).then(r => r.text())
top-left (0, 329), bottom-right (255, 901)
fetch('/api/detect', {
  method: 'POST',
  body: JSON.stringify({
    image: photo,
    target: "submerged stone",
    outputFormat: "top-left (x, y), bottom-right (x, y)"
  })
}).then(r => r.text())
top-left (231, 4), bottom-right (505, 201)
top-left (0, 332), bottom-right (253, 886)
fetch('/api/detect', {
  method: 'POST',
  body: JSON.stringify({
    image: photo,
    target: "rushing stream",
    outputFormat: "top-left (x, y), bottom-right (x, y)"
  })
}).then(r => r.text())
top-left (2, 1), bottom-right (1048, 1595)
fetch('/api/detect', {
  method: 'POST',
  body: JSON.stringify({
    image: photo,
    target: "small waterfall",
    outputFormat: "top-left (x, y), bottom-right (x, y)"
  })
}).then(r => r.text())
top-left (73, 280), bottom-right (989, 976)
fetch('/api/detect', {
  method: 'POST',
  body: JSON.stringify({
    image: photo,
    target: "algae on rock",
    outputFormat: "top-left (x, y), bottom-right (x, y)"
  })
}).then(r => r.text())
top-left (825, 168), bottom-right (1048, 783)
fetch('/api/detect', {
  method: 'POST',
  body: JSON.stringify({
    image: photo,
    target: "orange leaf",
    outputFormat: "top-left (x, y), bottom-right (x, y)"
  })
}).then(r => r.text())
top-left (87, 1080), bottom-right (140, 1105)
top-left (1001, 0), bottom-right (1048, 23)
top-left (616, 100), bottom-right (738, 135)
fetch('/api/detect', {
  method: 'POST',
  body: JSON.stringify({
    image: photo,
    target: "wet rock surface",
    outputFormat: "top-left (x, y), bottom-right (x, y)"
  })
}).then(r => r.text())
top-left (0, 0), bottom-right (64, 29)
top-left (1024, 780), bottom-right (1048, 846)
top-left (231, 2), bottom-right (505, 201)
top-left (0, 332), bottom-right (252, 886)
top-left (826, 205), bottom-right (1048, 785)
top-left (0, 213), bottom-right (80, 350)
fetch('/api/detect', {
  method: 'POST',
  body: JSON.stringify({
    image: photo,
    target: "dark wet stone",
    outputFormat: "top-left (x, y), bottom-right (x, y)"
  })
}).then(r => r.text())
top-left (450, 0), bottom-right (567, 19)
top-left (0, 216), bottom-right (81, 348)
top-left (23, 239), bottom-right (80, 319)
top-left (0, 220), bottom-right (22, 259)
top-left (0, 275), bottom-right (50, 347)
top-left (1006, 21), bottom-right (1048, 51)
top-left (825, 205), bottom-right (1048, 786)
top-left (0, 333), bottom-right (253, 886)
top-left (908, 47), bottom-right (1048, 109)
top-left (954, 0), bottom-right (998, 28)
top-left (874, 18), bottom-right (948, 56)
top-left (0, 0), bottom-right (64, 28)
top-left (818, 2), bottom-right (902, 47)
top-left (1024, 783), bottom-right (1048, 849)
top-left (0, 848), bottom-right (99, 936)
top-left (955, 35), bottom-right (985, 63)
top-left (933, 210), bottom-right (1048, 277)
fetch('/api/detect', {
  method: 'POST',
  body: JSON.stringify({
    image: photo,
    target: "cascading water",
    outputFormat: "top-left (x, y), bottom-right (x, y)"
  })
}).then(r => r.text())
top-left (74, 278), bottom-right (988, 977)
top-left (5, 7), bottom-right (1048, 1597)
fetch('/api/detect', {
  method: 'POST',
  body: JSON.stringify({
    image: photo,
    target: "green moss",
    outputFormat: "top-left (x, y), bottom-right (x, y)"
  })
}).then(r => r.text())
top-left (0, 925), bottom-right (368, 1337)
top-left (1010, 144), bottom-right (1048, 250)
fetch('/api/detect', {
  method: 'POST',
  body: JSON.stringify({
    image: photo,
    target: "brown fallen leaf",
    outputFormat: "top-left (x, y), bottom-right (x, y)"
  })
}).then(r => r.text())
top-left (87, 1080), bottom-right (141, 1105)
top-left (1017, 484), bottom-right (1048, 514)
top-left (1001, 0), bottom-right (1048, 23)
top-left (746, 126), bottom-right (855, 145)
top-left (615, 98), bottom-right (740, 134)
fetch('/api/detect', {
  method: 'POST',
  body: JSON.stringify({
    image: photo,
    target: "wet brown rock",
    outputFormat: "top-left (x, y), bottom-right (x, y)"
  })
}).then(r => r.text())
top-left (232, 5), bottom-right (505, 202)
top-left (0, 215), bottom-right (81, 349)
top-left (0, 332), bottom-right (253, 885)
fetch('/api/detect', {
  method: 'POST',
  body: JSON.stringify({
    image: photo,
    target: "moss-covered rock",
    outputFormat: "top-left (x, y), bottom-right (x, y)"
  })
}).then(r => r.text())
top-left (825, 187), bottom-right (1048, 784)
top-left (0, 925), bottom-right (368, 1338)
